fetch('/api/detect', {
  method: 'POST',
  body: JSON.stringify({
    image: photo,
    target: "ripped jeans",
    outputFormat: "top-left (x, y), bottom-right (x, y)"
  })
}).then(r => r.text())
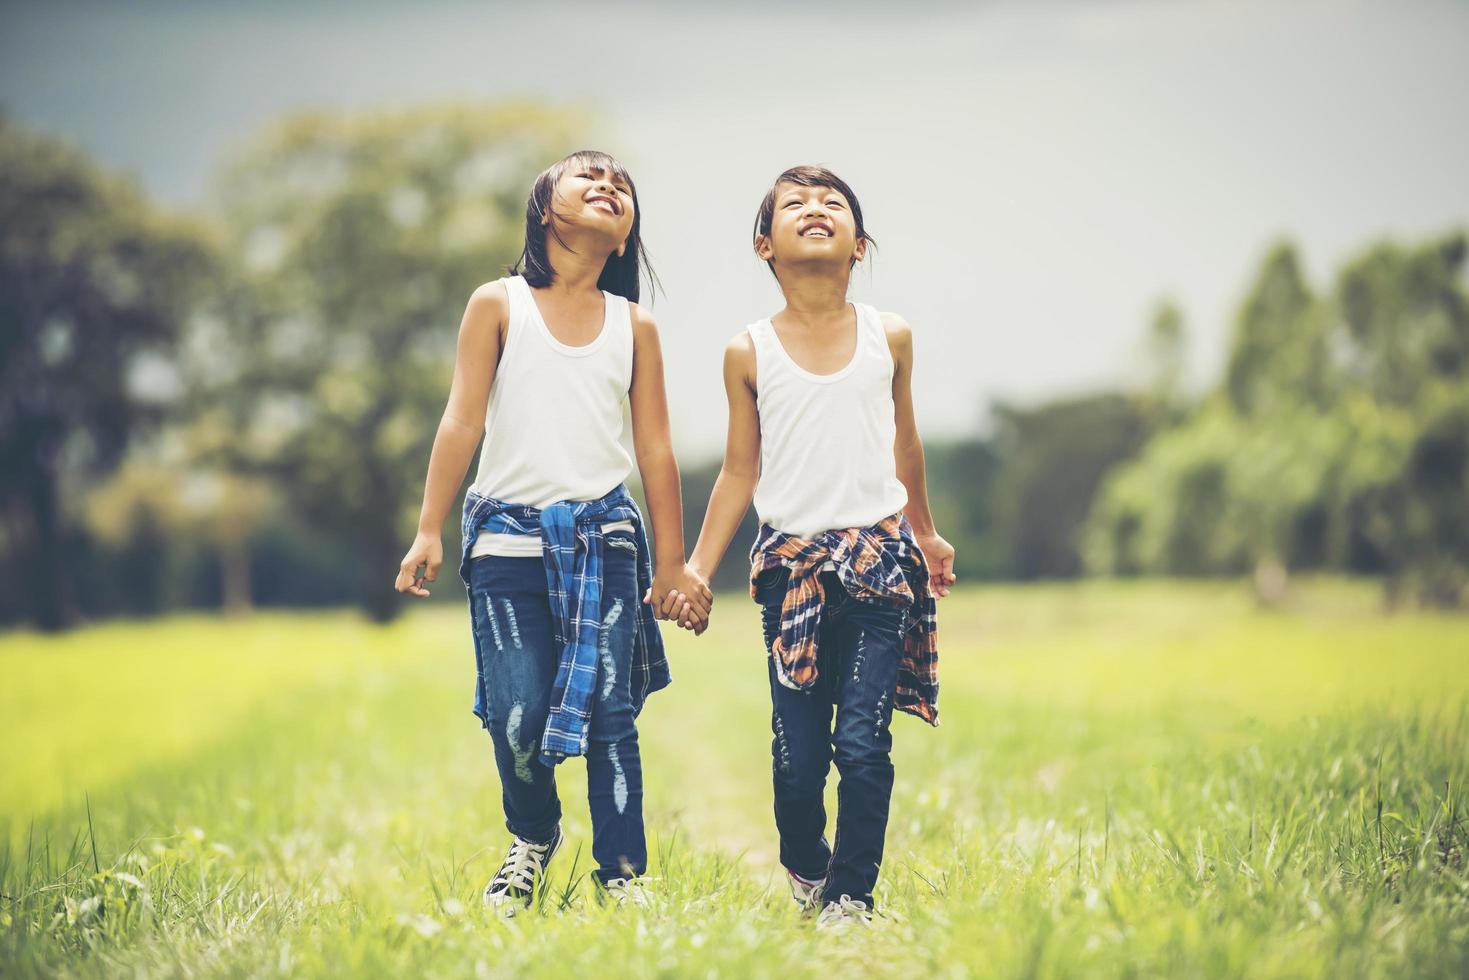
top-left (757, 566), bottom-right (907, 907)
top-left (467, 531), bottom-right (645, 883)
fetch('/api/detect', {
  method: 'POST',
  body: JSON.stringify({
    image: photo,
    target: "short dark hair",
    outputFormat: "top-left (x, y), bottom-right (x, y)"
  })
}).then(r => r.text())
top-left (511, 150), bottom-right (658, 303)
top-left (752, 165), bottom-right (876, 278)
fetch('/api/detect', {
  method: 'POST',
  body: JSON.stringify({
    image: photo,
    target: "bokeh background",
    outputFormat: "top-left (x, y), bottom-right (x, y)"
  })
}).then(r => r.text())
top-left (4, 0), bottom-right (1468, 627)
top-left (3, 2), bottom-right (1468, 977)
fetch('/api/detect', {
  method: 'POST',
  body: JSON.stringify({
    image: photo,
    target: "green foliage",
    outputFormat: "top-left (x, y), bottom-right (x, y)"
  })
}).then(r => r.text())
top-left (922, 437), bottom-right (1007, 579)
top-left (193, 103), bottom-right (592, 619)
top-left (990, 394), bottom-right (1154, 578)
top-left (2, 585), bottom-right (1467, 977)
top-left (1090, 232), bottom-right (1469, 605)
top-left (0, 116), bottom-right (213, 629)
top-left (1224, 242), bottom-right (1330, 415)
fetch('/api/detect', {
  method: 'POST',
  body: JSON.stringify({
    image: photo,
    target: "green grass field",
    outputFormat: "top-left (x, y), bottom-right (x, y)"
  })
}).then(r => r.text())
top-left (2, 580), bottom-right (1467, 978)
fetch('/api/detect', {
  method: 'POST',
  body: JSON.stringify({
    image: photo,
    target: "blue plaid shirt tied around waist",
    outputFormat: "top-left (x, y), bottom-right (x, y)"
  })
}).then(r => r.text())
top-left (459, 484), bottom-right (670, 766)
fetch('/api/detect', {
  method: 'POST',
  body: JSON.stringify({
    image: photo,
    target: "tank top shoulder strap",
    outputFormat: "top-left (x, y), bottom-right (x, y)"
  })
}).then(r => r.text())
top-left (746, 317), bottom-right (777, 361)
top-left (602, 291), bottom-right (635, 391)
top-left (855, 302), bottom-right (893, 368)
top-left (746, 318), bottom-right (781, 388)
top-left (500, 274), bottom-right (540, 340)
top-left (503, 274), bottom-right (532, 315)
top-left (604, 290), bottom-right (632, 340)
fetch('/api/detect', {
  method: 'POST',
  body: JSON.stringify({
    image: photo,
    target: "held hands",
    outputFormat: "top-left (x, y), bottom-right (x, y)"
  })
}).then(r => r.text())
top-left (916, 531), bottom-right (957, 598)
top-left (643, 563), bottom-right (714, 634)
top-left (395, 532), bottom-right (443, 598)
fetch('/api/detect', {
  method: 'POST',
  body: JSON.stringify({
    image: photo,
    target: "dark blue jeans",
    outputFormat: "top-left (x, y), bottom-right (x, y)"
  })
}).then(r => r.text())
top-left (467, 531), bottom-right (646, 883)
top-left (757, 566), bottom-right (907, 907)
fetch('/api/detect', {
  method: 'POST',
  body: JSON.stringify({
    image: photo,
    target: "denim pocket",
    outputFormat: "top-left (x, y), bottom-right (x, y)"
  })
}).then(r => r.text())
top-left (753, 566), bottom-right (789, 605)
top-left (605, 530), bottom-right (638, 555)
top-left (755, 568), bottom-right (788, 652)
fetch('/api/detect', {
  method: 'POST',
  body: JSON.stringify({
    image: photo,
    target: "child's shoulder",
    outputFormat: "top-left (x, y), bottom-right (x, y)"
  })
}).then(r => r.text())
top-left (724, 328), bottom-right (756, 358)
top-left (467, 278), bottom-right (511, 315)
top-left (722, 329), bottom-right (757, 382)
top-left (873, 308), bottom-right (912, 337)
top-left (871, 309), bottom-right (915, 364)
top-left (628, 300), bottom-right (656, 328)
top-left (628, 301), bottom-right (660, 346)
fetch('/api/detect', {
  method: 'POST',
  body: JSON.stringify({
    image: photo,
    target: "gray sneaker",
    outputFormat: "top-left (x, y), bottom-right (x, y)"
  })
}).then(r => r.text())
top-left (815, 894), bottom-right (873, 929)
top-left (787, 869), bottom-right (827, 912)
top-left (482, 827), bottom-right (562, 917)
top-left (598, 876), bottom-right (654, 909)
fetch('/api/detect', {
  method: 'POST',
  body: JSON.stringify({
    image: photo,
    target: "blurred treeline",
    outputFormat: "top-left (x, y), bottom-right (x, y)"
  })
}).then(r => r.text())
top-left (2, 106), bottom-right (1466, 631)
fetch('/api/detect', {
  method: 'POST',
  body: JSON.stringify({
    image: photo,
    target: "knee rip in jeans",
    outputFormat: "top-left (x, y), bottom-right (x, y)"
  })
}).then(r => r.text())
top-left (481, 596), bottom-right (523, 652)
top-left (598, 598), bottom-right (625, 701)
top-left (773, 712), bottom-right (792, 774)
top-left (504, 702), bottom-right (536, 783)
top-left (482, 595), bottom-right (504, 651)
top-left (608, 742), bottom-right (628, 814)
top-left (606, 535), bottom-right (637, 554)
top-left (499, 599), bottom-right (522, 649)
top-left (873, 691), bottom-right (890, 737)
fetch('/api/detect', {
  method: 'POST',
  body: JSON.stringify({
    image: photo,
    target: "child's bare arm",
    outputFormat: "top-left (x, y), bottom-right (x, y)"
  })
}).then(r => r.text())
top-left (394, 282), bottom-right (506, 597)
top-left (629, 304), bottom-right (713, 627)
top-left (689, 334), bottom-right (762, 584)
top-left (886, 312), bottom-right (956, 597)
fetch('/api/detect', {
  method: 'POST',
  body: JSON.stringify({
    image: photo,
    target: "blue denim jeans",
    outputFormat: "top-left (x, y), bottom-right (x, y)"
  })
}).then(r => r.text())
top-left (467, 531), bottom-right (646, 883)
top-left (756, 566), bottom-right (908, 907)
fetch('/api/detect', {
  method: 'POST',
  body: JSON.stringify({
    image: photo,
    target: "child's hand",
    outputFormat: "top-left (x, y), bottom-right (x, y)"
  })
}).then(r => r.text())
top-left (395, 532), bottom-right (443, 598)
top-left (644, 564), bottom-right (713, 632)
top-left (916, 531), bottom-right (956, 598)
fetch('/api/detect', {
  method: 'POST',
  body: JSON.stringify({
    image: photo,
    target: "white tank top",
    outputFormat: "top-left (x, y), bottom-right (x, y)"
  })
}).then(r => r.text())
top-left (749, 303), bottom-right (909, 538)
top-left (470, 276), bottom-right (634, 557)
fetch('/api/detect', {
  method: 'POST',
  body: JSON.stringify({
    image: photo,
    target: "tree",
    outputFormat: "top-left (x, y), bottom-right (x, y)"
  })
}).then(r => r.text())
top-left (1089, 232), bottom-right (1469, 607)
top-left (990, 394), bottom-right (1153, 578)
top-left (1337, 233), bottom-right (1468, 405)
top-left (200, 103), bottom-right (591, 620)
top-left (84, 454), bottom-right (274, 616)
top-left (1223, 242), bottom-right (1334, 416)
top-left (0, 116), bottom-right (212, 629)
top-left (1132, 298), bottom-right (1189, 420)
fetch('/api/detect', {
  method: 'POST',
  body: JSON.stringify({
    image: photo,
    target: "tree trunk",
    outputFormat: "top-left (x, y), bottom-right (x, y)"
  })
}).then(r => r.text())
top-left (361, 532), bottom-right (405, 623)
top-left (1251, 555), bottom-right (1289, 607)
top-left (27, 471), bottom-right (78, 631)
top-left (220, 537), bottom-right (253, 616)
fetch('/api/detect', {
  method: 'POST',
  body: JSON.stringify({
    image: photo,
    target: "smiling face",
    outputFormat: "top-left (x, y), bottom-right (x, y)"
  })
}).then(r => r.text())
top-left (512, 150), bottom-right (654, 302)
top-left (545, 159), bottom-right (635, 250)
top-left (752, 166), bottom-right (873, 282)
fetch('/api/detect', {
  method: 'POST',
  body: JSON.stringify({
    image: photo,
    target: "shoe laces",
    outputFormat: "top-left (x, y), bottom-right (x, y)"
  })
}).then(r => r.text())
top-left (491, 835), bottom-right (553, 895)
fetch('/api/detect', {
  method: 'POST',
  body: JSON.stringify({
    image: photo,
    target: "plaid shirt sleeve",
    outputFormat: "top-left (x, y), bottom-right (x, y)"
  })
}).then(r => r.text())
top-left (750, 515), bottom-right (939, 726)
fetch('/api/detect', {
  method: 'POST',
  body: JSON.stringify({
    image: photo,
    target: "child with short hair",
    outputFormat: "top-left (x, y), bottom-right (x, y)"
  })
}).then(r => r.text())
top-left (687, 165), bottom-right (954, 927)
top-left (396, 150), bottom-right (710, 915)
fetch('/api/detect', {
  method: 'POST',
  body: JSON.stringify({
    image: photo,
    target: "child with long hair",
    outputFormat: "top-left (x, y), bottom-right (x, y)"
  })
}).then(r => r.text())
top-left (396, 151), bottom-right (710, 913)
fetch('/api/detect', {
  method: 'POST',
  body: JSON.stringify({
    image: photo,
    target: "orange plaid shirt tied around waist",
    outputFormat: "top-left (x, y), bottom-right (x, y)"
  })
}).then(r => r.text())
top-left (749, 514), bottom-right (940, 726)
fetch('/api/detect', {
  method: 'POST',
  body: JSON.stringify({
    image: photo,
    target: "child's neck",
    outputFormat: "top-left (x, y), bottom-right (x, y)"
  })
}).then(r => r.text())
top-left (542, 235), bottom-right (610, 296)
top-left (775, 270), bottom-right (851, 328)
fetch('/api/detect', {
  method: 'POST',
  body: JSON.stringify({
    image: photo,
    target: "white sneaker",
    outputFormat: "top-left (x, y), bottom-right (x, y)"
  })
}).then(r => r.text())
top-left (482, 827), bottom-right (562, 917)
top-left (600, 876), bottom-right (653, 909)
top-left (787, 869), bottom-right (827, 912)
top-left (816, 894), bottom-right (873, 929)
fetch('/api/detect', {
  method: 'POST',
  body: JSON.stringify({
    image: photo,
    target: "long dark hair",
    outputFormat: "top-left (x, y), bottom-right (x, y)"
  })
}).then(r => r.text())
top-left (510, 150), bottom-right (658, 303)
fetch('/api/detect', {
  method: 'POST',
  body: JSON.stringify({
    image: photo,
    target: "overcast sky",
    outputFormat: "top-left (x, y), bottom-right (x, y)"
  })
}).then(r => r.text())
top-left (4, 0), bottom-right (1467, 460)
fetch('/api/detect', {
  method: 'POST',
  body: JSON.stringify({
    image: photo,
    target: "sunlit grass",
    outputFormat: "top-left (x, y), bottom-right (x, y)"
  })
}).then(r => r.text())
top-left (2, 579), bottom-right (1467, 977)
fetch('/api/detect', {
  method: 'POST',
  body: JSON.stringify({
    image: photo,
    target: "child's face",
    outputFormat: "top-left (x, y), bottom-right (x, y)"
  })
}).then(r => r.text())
top-left (546, 164), bottom-right (635, 249)
top-left (756, 181), bottom-right (866, 272)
